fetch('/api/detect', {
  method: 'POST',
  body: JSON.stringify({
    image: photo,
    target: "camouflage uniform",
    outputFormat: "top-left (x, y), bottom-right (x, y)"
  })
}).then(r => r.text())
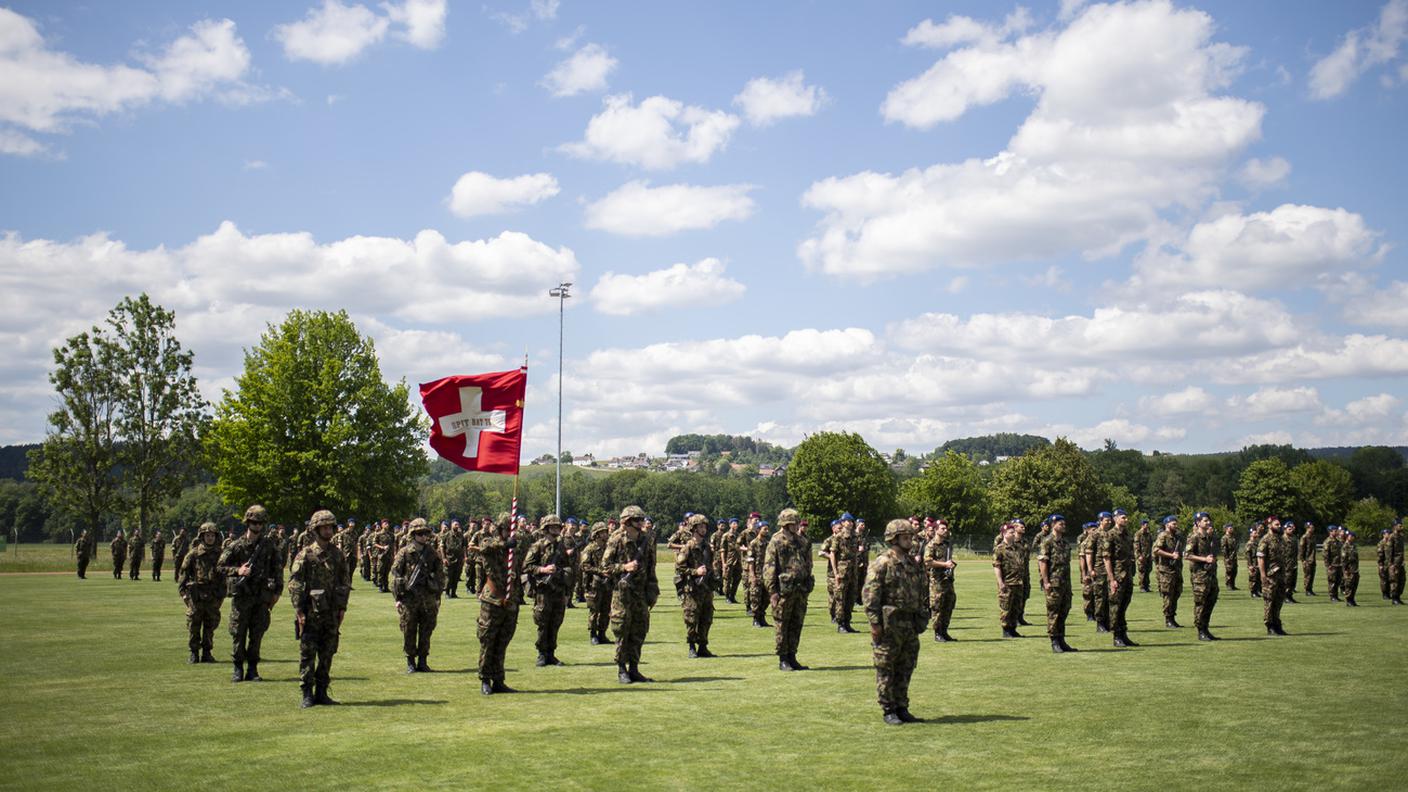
top-left (1014, 528), bottom-right (1032, 626)
top-left (372, 523), bottom-right (396, 592)
top-left (1341, 535), bottom-right (1360, 605)
top-left (923, 534), bottom-right (956, 639)
top-left (359, 528), bottom-right (373, 581)
top-left (819, 533), bottom-right (837, 622)
top-left (178, 523), bottom-right (225, 662)
top-left (745, 527), bottom-right (771, 627)
top-left (831, 525), bottom-right (860, 630)
top-left (1037, 529), bottom-right (1072, 648)
top-left (1075, 527), bottom-right (1094, 621)
top-left (1134, 523), bottom-right (1154, 591)
top-left (579, 523), bottom-right (612, 642)
top-left (721, 525), bottom-right (744, 603)
top-left (1298, 528), bottom-right (1317, 595)
top-left (993, 535), bottom-right (1023, 635)
top-left (853, 524), bottom-right (871, 607)
top-left (1390, 526), bottom-right (1405, 603)
top-left (392, 520), bottom-right (446, 671)
top-left (171, 528), bottom-right (190, 580)
top-left (863, 521), bottom-right (928, 722)
top-left (1257, 527), bottom-right (1287, 630)
top-left (604, 507), bottom-right (659, 682)
top-left (126, 527), bottom-right (145, 580)
top-left (287, 511), bottom-right (350, 707)
top-left (75, 531), bottom-right (92, 579)
top-left (1247, 530), bottom-right (1262, 597)
top-left (709, 526), bottom-right (728, 595)
top-left (148, 530), bottom-right (166, 581)
top-left (764, 509), bottom-right (814, 669)
top-left (1283, 525), bottom-right (1299, 598)
top-left (1324, 529), bottom-right (1342, 600)
top-left (110, 533), bottom-right (127, 579)
top-left (1153, 524), bottom-right (1184, 625)
top-left (675, 516), bottom-right (716, 656)
top-left (1220, 530), bottom-right (1239, 590)
top-left (438, 524), bottom-right (466, 598)
top-left (473, 518), bottom-right (519, 692)
top-left (217, 507), bottom-right (283, 682)
top-left (524, 517), bottom-right (572, 665)
top-left (1102, 521), bottom-right (1136, 641)
top-left (1086, 522), bottom-right (1110, 630)
top-left (1187, 526), bottom-right (1219, 638)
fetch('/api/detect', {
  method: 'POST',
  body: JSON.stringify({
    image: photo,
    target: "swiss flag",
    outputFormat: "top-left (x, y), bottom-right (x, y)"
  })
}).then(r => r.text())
top-left (419, 367), bottom-right (527, 475)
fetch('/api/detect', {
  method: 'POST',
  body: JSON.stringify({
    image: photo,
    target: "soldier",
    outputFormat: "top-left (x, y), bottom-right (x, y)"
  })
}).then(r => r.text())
top-left (1221, 524), bottom-right (1238, 590)
top-left (721, 519), bottom-right (744, 604)
top-left (111, 530), bottom-right (127, 579)
top-left (1341, 529), bottom-right (1360, 606)
top-left (148, 529), bottom-right (166, 582)
top-left (1085, 512), bottom-right (1112, 632)
top-left (562, 518), bottom-right (582, 609)
top-left (171, 527), bottom-right (190, 581)
top-left (1376, 529), bottom-right (1392, 600)
top-left (1247, 525), bottom-right (1262, 598)
top-left (765, 508), bottom-right (814, 671)
top-left (580, 521), bottom-right (612, 644)
top-left (1076, 522), bottom-right (1095, 622)
top-left (864, 519), bottom-right (928, 725)
top-left (288, 509), bottom-right (350, 708)
top-left (359, 524), bottom-right (373, 582)
top-left (463, 519), bottom-right (482, 594)
top-left (372, 518), bottom-right (395, 593)
top-left (1012, 519), bottom-right (1033, 627)
top-left (1185, 512), bottom-right (1220, 641)
top-left (745, 519), bottom-right (771, 628)
top-left (1390, 520), bottom-right (1405, 605)
top-left (473, 513), bottom-right (518, 695)
top-left (819, 520), bottom-right (840, 623)
top-left (1282, 521), bottom-right (1300, 604)
top-left (923, 519), bottom-right (957, 642)
top-left (1298, 521), bottom-right (1317, 596)
top-left (391, 518), bottom-right (445, 673)
top-left (126, 525), bottom-right (145, 580)
top-left (1152, 515), bottom-right (1184, 628)
top-left (217, 505), bottom-right (283, 683)
top-left (1102, 508), bottom-right (1139, 647)
top-left (75, 529), bottom-right (91, 579)
top-left (439, 520), bottom-right (466, 598)
top-left (1037, 514), bottom-right (1076, 653)
top-left (178, 522), bottom-right (226, 664)
top-left (1134, 518), bottom-right (1154, 592)
top-left (1257, 516), bottom-right (1289, 633)
top-left (604, 505), bottom-right (659, 683)
top-left (676, 514), bottom-right (717, 658)
top-left (709, 518), bottom-right (729, 596)
top-left (993, 523), bottom-right (1024, 638)
top-left (832, 514), bottom-right (861, 633)
top-left (853, 516), bottom-right (870, 606)
top-left (523, 514), bottom-right (572, 667)
top-left (1324, 524), bottom-right (1343, 601)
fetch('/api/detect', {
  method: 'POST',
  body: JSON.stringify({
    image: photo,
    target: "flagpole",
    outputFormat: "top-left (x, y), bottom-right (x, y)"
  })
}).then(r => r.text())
top-left (549, 282), bottom-right (571, 516)
top-left (507, 351), bottom-right (527, 596)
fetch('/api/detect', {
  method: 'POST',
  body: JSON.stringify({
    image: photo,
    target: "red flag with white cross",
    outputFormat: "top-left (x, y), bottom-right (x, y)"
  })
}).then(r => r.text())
top-left (419, 366), bottom-right (527, 475)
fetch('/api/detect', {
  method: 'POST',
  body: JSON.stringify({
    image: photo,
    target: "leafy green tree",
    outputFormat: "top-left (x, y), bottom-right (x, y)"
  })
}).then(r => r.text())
top-left (421, 476), bottom-right (492, 524)
top-left (787, 432), bottom-right (896, 528)
top-left (1234, 458), bottom-right (1296, 523)
top-left (205, 310), bottom-right (428, 525)
top-left (156, 484), bottom-right (235, 535)
top-left (1344, 497), bottom-right (1397, 539)
top-left (1173, 504), bottom-right (1238, 533)
top-left (896, 451), bottom-right (991, 541)
top-left (107, 295), bottom-right (208, 539)
top-left (1289, 460), bottom-right (1354, 527)
top-left (1087, 445), bottom-right (1151, 506)
top-left (989, 438), bottom-right (1107, 528)
top-left (1345, 446), bottom-right (1408, 510)
top-left (1104, 483), bottom-right (1141, 521)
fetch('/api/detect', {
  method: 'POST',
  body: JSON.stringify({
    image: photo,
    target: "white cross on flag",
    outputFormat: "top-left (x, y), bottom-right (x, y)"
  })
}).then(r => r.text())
top-left (419, 367), bottom-right (526, 475)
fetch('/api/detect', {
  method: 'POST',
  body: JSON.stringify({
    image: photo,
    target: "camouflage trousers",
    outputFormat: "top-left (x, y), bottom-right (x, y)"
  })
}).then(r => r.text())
top-left (399, 593), bottom-right (440, 659)
top-left (445, 559), bottom-right (464, 596)
top-left (1137, 558), bottom-right (1152, 590)
top-left (929, 581), bottom-right (955, 634)
top-left (1326, 564), bottom-right (1341, 598)
top-left (1080, 573), bottom-right (1093, 618)
top-left (681, 588), bottom-right (714, 645)
top-left (1392, 563), bottom-right (1405, 599)
top-left (833, 568), bottom-right (858, 626)
top-left (477, 598), bottom-right (518, 682)
top-left (873, 623), bottom-right (920, 712)
top-left (586, 585), bottom-right (612, 637)
top-left (826, 568), bottom-right (837, 621)
top-left (128, 549), bottom-right (143, 579)
top-left (1091, 573), bottom-right (1109, 628)
top-left (1224, 559), bottom-right (1238, 589)
top-left (1191, 572), bottom-right (1218, 631)
top-left (852, 562), bottom-right (867, 607)
top-left (748, 576), bottom-right (768, 623)
top-left (465, 555), bottom-right (480, 593)
top-left (185, 595), bottom-right (222, 652)
top-left (376, 552), bottom-right (393, 590)
top-left (299, 616), bottom-right (339, 689)
top-left (228, 596), bottom-right (272, 664)
top-left (1248, 560), bottom-right (1262, 597)
top-left (723, 562), bottom-right (742, 601)
top-left (1016, 572), bottom-right (1030, 622)
top-left (112, 552), bottom-right (125, 578)
top-left (1379, 564), bottom-right (1391, 598)
top-left (1262, 574), bottom-right (1285, 626)
top-left (150, 555), bottom-right (163, 580)
top-left (997, 582), bottom-right (1020, 630)
top-left (1157, 570), bottom-right (1182, 622)
top-left (611, 592), bottom-right (651, 667)
top-left (533, 592), bottom-right (567, 656)
top-left (1286, 562), bottom-right (1298, 595)
top-left (1342, 569), bottom-right (1359, 601)
top-left (1110, 573), bottom-right (1133, 633)
top-left (76, 555), bottom-right (90, 578)
top-left (1044, 584), bottom-right (1071, 639)
top-left (772, 591), bottom-right (808, 657)
top-left (173, 551), bottom-right (187, 578)
top-left (359, 550), bottom-right (371, 581)
top-left (1301, 559), bottom-right (1316, 593)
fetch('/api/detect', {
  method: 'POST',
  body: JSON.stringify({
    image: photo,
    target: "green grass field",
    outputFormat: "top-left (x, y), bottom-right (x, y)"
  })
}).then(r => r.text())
top-left (2, 547), bottom-right (1404, 791)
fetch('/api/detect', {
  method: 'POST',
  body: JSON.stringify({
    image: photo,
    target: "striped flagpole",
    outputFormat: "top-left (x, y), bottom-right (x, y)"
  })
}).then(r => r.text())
top-left (507, 475), bottom-right (520, 595)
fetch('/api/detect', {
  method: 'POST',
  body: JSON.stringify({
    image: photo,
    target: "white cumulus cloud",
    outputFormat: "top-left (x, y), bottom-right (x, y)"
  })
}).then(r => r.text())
top-left (560, 94), bottom-right (741, 170)
top-left (1309, 0), bottom-right (1407, 99)
top-left (542, 43), bottom-right (618, 97)
top-left (583, 181), bottom-right (756, 237)
top-left (274, 0), bottom-right (446, 65)
top-left (590, 258), bottom-right (746, 316)
top-left (732, 70), bottom-right (828, 126)
top-left (446, 171), bottom-right (560, 217)
top-left (1140, 386), bottom-right (1216, 416)
top-left (1237, 156), bottom-right (1291, 189)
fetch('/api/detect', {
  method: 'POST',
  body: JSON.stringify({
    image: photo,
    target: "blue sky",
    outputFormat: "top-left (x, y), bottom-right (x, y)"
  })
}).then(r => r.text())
top-left (1, 0), bottom-right (1406, 460)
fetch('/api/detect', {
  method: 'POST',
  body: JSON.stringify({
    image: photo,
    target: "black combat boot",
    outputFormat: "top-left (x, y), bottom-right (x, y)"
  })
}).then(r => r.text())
top-left (407, 657), bottom-right (419, 673)
top-left (882, 710), bottom-right (903, 725)
top-left (1285, 593), bottom-right (1298, 604)
top-left (628, 663), bottom-right (652, 683)
top-left (1266, 624), bottom-right (1277, 635)
top-left (934, 631), bottom-right (944, 642)
top-left (1059, 638), bottom-right (1079, 652)
top-left (1274, 622), bottom-right (1288, 636)
top-left (837, 623), bottom-right (858, 634)
top-left (1113, 632), bottom-right (1129, 648)
top-left (619, 664), bottom-right (634, 683)
top-left (897, 708), bottom-right (921, 723)
top-left (1197, 629), bottom-right (1212, 641)
top-left (758, 618), bottom-right (771, 628)
top-left (188, 650), bottom-right (198, 664)
top-left (481, 680), bottom-right (494, 695)
top-left (416, 655), bottom-right (432, 672)
top-left (778, 655), bottom-right (796, 672)
top-left (314, 682), bottom-right (339, 705)
top-left (696, 643), bottom-right (715, 658)
top-left (548, 655), bottom-right (565, 666)
top-left (300, 685), bottom-right (315, 708)
top-left (1018, 617), bottom-right (1033, 627)
top-left (1095, 622), bottom-right (1109, 633)
top-left (1001, 627), bottom-right (1020, 639)
top-left (1206, 630), bottom-right (1220, 640)
top-left (1121, 632), bottom-right (1140, 647)
top-left (688, 643), bottom-right (698, 658)
top-left (492, 679), bottom-right (516, 693)
top-left (245, 661), bottom-right (262, 681)
top-left (1051, 639), bottom-right (1065, 653)
top-left (232, 662), bottom-right (245, 683)
top-left (589, 631), bottom-right (603, 645)
top-left (788, 654), bottom-right (808, 671)
top-left (200, 649), bottom-right (215, 663)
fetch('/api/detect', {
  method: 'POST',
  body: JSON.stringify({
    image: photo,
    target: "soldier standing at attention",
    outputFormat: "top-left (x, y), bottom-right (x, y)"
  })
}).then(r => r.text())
top-left (924, 519), bottom-right (958, 642)
top-left (1220, 524), bottom-right (1239, 591)
top-left (1247, 525), bottom-right (1262, 598)
top-left (127, 525), bottom-right (145, 580)
top-left (819, 520), bottom-right (839, 623)
top-left (1281, 521), bottom-right (1300, 604)
top-left (1076, 522), bottom-right (1095, 622)
top-left (178, 522), bottom-right (226, 664)
top-left (372, 518), bottom-right (395, 593)
top-left (709, 519), bottom-right (729, 596)
top-left (1341, 529), bottom-right (1360, 606)
top-left (1324, 524), bottom-right (1342, 601)
top-left (864, 519), bottom-right (928, 725)
top-left (358, 525), bottom-right (373, 582)
top-left (524, 514), bottom-right (571, 667)
top-left (1085, 512), bottom-right (1112, 632)
top-left (1376, 529), bottom-right (1392, 600)
top-left (832, 514), bottom-right (861, 633)
top-left (1134, 519), bottom-right (1154, 592)
top-left (1103, 508), bottom-right (1139, 647)
top-left (439, 520), bottom-right (466, 598)
top-left (1012, 519), bottom-right (1033, 627)
top-left (604, 505), bottom-right (658, 683)
top-left (1152, 515), bottom-right (1184, 628)
top-left (1257, 517), bottom-right (1288, 633)
top-left (393, 518), bottom-right (445, 673)
top-left (288, 510), bottom-right (350, 708)
top-left (993, 523), bottom-right (1024, 638)
top-left (1037, 515), bottom-right (1076, 653)
top-left (75, 530), bottom-right (91, 579)
top-left (765, 508), bottom-right (814, 672)
top-left (745, 520), bottom-right (772, 628)
top-left (1185, 512), bottom-right (1220, 641)
top-left (110, 530), bottom-right (127, 579)
top-left (676, 514), bottom-right (717, 658)
top-left (580, 521), bottom-right (612, 644)
top-left (473, 513), bottom-right (518, 694)
top-left (1390, 520), bottom-right (1405, 605)
top-left (853, 517), bottom-right (871, 606)
top-left (217, 505), bottom-right (283, 683)
top-left (171, 527), bottom-right (190, 581)
top-left (1299, 522), bottom-right (1317, 596)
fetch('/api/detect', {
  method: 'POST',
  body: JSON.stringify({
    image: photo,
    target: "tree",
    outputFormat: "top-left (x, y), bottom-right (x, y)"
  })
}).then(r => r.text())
top-left (897, 451), bottom-right (991, 540)
top-left (157, 484), bottom-right (237, 536)
top-left (1344, 497), bottom-right (1397, 539)
top-left (989, 438), bottom-right (1108, 528)
top-left (787, 432), bottom-right (895, 528)
top-left (107, 295), bottom-right (208, 539)
top-left (1087, 446), bottom-right (1151, 506)
top-left (1345, 446), bottom-right (1408, 511)
top-left (1233, 458), bottom-right (1295, 523)
top-left (205, 310), bottom-right (428, 525)
top-left (27, 325), bottom-right (123, 549)
top-left (421, 476), bottom-right (492, 525)
top-left (1289, 460), bottom-right (1354, 527)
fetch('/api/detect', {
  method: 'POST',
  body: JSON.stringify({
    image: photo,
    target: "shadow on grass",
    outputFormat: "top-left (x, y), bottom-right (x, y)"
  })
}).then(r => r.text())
top-left (920, 713), bottom-right (1031, 725)
top-left (664, 676), bottom-right (744, 684)
top-left (269, 676), bottom-right (369, 683)
top-left (526, 686), bottom-right (668, 695)
top-left (806, 665), bottom-right (871, 672)
top-left (717, 653), bottom-right (773, 658)
top-left (1278, 631), bottom-right (1344, 637)
top-left (341, 698), bottom-right (448, 707)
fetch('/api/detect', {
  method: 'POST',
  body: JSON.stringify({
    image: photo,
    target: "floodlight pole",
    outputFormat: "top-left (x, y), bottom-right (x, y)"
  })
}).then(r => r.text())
top-left (548, 281), bottom-right (572, 516)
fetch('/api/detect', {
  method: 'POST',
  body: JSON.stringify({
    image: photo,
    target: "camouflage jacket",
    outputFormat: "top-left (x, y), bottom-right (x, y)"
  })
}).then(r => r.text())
top-left (862, 548), bottom-right (929, 634)
top-left (287, 541), bottom-right (350, 621)
top-left (579, 537), bottom-right (610, 590)
top-left (1391, 530), bottom-right (1405, 565)
top-left (1102, 527), bottom-right (1135, 578)
top-left (391, 541), bottom-right (445, 602)
top-left (473, 531), bottom-right (514, 606)
top-left (126, 528), bottom-right (145, 553)
top-left (1341, 542), bottom-right (1359, 572)
top-left (1037, 533), bottom-right (1070, 588)
top-left (746, 531), bottom-right (769, 574)
top-left (149, 532), bottom-right (165, 559)
top-left (1086, 527), bottom-right (1109, 576)
top-left (830, 528), bottom-right (858, 572)
top-left (1153, 528), bottom-right (1183, 572)
top-left (1134, 526), bottom-right (1153, 559)
top-left (523, 534), bottom-right (571, 596)
top-left (764, 529), bottom-right (814, 597)
top-left (992, 539), bottom-right (1024, 585)
top-left (171, 531), bottom-right (189, 559)
top-left (923, 537), bottom-right (954, 588)
top-left (1220, 534), bottom-right (1238, 563)
top-left (111, 536), bottom-right (127, 558)
top-left (179, 541), bottom-right (225, 602)
top-left (217, 533), bottom-right (284, 603)
top-left (1323, 535), bottom-right (1341, 566)
top-left (720, 529), bottom-right (744, 567)
top-left (1186, 531), bottom-right (1217, 577)
top-left (1298, 532), bottom-right (1316, 562)
top-left (438, 528), bottom-right (466, 562)
top-left (675, 535), bottom-right (714, 595)
top-left (603, 529), bottom-right (659, 603)
top-left (1255, 532), bottom-right (1283, 574)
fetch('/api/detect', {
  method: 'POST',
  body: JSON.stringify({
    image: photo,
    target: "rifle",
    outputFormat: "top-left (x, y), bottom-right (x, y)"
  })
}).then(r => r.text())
top-left (233, 534), bottom-right (270, 597)
top-left (406, 548), bottom-right (426, 595)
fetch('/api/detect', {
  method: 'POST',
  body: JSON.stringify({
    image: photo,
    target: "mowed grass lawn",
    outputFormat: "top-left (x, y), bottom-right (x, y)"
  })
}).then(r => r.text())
top-left (2, 547), bottom-right (1405, 791)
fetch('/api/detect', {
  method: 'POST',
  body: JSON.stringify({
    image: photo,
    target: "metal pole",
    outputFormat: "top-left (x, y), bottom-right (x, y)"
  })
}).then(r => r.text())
top-left (548, 282), bottom-right (572, 516)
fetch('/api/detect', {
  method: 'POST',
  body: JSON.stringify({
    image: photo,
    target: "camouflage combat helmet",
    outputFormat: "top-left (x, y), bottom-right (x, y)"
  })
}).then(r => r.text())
top-left (495, 511), bottom-right (512, 528)
top-left (884, 518), bottom-right (914, 544)
top-left (777, 508), bottom-right (800, 526)
top-left (243, 504), bottom-right (269, 523)
top-left (198, 521), bottom-right (219, 537)
top-left (620, 505), bottom-right (646, 523)
top-left (687, 513), bottom-right (709, 529)
top-left (311, 509), bottom-right (336, 528)
top-left (540, 514), bottom-right (563, 529)
top-left (409, 517), bottom-right (430, 534)
top-left (591, 521), bottom-right (608, 537)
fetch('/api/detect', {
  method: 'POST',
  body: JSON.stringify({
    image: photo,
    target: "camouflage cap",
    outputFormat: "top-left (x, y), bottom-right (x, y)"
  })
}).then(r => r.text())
top-left (409, 517), bottom-right (430, 534)
top-left (311, 509), bottom-right (336, 528)
top-left (884, 518), bottom-right (915, 543)
top-left (243, 504), bottom-right (269, 523)
top-left (687, 514), bottom-right (709, 528)
top-left (540, 514), bottom-right (563, 529)
top-left (620, 505), bottom-right (646, 522)
top-left (495, 511), bottom-right (512, 527)
top-left (777, 508), bottom-right (800, 526)
top-left (591, 521), bottom-right (608, 537)
top-left (197, 521), bottom-right (219, 537)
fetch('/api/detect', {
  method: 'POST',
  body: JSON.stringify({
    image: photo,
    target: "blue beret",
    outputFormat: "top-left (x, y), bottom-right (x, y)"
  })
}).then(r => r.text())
top-left (1347, 531), bottom-right (1356, 538)
top-left (1082, 521), bottom-right (1095, 529)
top-left (1284, 521), bottom-right (1296, 528)
top-left (1194, 511), bottom-right (1209, 520)
top-left (840, 512), bottom-right (854, 521)
top-left (1049, 514), bottom-right (1065, 523)
top-left (1097, 511), bottom-right (1112, 520)
top-left (729, 517), bottom-right (739, 524)
top-left (1113, 508), bottom-right (1128, 516)
top-left (830, 520), bottom-right (839, 527)
top-left (1162, 515), bottom-right (1178, 525)
top-left (1011, 518), bottom-right (1024, 526)
top-left (760, 520), bottom-right (770, 527)
top-left (1140, 519), bottom-right (1149, 525)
